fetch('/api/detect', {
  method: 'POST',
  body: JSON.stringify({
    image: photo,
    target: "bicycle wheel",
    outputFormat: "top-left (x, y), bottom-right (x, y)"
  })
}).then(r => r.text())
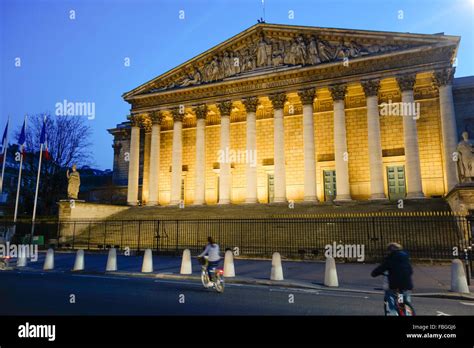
top-left (214, 275), bottom-right (225, 293)
top-left (404, 303), bottom-right (416, 316)
top-left (201, 270), bottom-right (210, 288)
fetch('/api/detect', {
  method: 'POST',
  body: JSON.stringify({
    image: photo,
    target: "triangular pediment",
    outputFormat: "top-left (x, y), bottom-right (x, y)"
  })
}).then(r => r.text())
top-left (123, 23), bottom-right (459, 100)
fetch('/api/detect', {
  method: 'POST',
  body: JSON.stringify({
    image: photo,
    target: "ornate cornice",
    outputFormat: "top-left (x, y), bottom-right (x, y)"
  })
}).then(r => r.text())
top-left (396, 74), bottom-right (417, 91)
top-left (194, 104), bottom-right (208, 120)
top-left (171, 108), bottom-right (184, 122)
top-left (242, 96), bottom-right (260, 113)
top-left (297, 88), bottom-right (315, 105)
top-left (269, 92), bottom-right (287, 109)
top-left (150, 111), bottom-right (164, 125)
top-left (361, 79), bottom-right (380, 97)
top-left (329, 84), bottom-right (347, 101)
top-left (434, 67), bottom-right (455, 87)
top-left (217, 100), bottom-right (233, 116)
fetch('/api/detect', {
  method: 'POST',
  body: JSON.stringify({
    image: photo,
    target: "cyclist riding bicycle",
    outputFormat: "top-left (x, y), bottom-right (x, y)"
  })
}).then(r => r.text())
top-left (371, 242), bottom-right (414, 315)
top-left (198, 237), bottom-right (221, 287)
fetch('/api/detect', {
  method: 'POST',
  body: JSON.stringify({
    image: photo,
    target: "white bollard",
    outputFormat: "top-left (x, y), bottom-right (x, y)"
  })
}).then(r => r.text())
top-left (141, 249), bottom-right (154, 273)
top-left (73, 249), bottom-right (85, 271)
top-left (106, 248), bottom-right (117, 272)
top-left (180, 249), bottom-right (192, 275)
top-left (270, 252), bottom-right (284, 280)
top-left (17, 246), bottom-right (27, 267)
top-left (324, 256), bottom-right (339, 287)
top-left (223, 250), bottom-right (235, 277)
top-left (450, 259), bottom-right (470, 293)
top-left (43, 248), bottom-right (55, 271)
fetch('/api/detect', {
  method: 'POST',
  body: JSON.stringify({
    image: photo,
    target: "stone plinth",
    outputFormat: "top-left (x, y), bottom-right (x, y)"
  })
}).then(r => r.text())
top-left (445, 183), bottom-right (474, 215)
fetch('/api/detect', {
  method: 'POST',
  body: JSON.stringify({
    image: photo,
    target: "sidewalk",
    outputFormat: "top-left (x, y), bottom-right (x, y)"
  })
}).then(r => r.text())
top-left (12, 251), bottom-right (474, 300)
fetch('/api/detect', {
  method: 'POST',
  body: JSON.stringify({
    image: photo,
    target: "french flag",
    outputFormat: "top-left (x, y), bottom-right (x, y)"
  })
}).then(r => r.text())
top-left (0, 121), bottom-right (7, 162)
top-left (40, 117), bottom-right (51, 161)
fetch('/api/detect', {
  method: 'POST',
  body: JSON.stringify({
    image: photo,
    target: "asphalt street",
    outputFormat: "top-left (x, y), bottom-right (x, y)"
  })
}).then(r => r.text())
top-left (0, 270), bottom-right (473, 315)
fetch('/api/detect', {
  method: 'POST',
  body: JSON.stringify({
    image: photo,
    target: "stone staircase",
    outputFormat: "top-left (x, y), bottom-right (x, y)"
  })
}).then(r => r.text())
top-left (102, 198), bottom-right (452, 220)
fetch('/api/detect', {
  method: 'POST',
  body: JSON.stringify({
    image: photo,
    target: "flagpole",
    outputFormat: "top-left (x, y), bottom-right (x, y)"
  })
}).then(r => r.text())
top-left (31, 143), bottom-right (43, 238)
top-left (13, 116), bottom-right (27, 224)
top-left (0, 115), bottom-right (9, 194)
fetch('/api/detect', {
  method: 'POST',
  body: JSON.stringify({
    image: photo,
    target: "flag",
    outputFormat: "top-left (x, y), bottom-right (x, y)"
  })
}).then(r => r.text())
top-left (40, 117), bottom-right (51, 161)
top-left (0, 121), bottom-right (7, 162)
top-left (18, 118), bottom-right (26, 155)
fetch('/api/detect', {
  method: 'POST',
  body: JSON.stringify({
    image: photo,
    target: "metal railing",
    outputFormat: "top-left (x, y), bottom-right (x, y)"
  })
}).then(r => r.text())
top-left (1, 213), bottom-right (470, 262)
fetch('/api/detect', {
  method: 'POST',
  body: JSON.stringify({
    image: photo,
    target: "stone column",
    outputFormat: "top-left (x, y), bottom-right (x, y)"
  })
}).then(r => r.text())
top-left (194, 105), bottom-right (208, 205)
top-left (141, 118), bottom-right (152, 204)
top-left (362, 80), bottom-right (386, 200)
top-left (269, 92), bottom-right (287, 203)
top-left (434, 68), bottom-right (458, 192)
top-left (147, 111), bottom-right (163, 206)
top-left (330, 84), bottom-right (351, 201)
top-left (242, 96), bottom-right (259, 204)
top-left (126, 114), bottom-right (141, 206)
top-left (170, 108), bottom-right (184, 205)
top-left (217, 101), bottom-right (233, 204)
top-left (298, 88), bottom-right (318, 202)
top-left (397, 74), bottom-right (424, 198)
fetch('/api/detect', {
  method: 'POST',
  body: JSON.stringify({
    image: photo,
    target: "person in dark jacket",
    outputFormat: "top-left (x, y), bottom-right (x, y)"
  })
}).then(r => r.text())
top-left (371, 243), bottom-right (414, 315)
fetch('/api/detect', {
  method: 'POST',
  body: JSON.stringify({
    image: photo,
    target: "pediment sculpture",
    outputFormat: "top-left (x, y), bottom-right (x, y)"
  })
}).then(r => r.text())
top-left (148, 34), bottom-right (411, 93)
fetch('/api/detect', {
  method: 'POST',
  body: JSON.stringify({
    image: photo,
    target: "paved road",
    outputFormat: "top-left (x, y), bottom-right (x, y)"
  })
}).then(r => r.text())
top-left (0, 271), bottom-right (473, 315)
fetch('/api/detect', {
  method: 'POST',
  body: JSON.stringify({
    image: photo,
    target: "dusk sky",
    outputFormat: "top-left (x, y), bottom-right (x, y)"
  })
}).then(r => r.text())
top-left (1, 0), bottom-right (473, 170)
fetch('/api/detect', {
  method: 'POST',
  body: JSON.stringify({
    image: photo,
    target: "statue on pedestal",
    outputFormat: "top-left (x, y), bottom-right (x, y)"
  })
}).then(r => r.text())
top-left (67, 164), bottom-right (81, 199)
top-left (456, 131), bottom-right (474, 183)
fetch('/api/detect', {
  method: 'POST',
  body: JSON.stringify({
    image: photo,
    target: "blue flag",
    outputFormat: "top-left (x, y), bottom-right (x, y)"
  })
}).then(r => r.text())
top-left (18, 119), bottom-right (26, 146)
top-left (0, 120), bottom-right (7, 155)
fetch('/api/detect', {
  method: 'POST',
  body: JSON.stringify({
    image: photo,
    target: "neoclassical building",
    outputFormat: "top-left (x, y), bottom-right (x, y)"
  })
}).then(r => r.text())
top-left (107, 23), bottom-right (473, 206)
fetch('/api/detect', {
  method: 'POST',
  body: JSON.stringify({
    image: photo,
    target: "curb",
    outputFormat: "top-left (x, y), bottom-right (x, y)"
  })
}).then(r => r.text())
top-left (97, 270), bottom-right (474, 301)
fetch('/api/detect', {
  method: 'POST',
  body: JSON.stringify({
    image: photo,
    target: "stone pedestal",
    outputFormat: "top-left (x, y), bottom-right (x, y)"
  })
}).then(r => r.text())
top-left (445, 183), bottom-right (474, 215)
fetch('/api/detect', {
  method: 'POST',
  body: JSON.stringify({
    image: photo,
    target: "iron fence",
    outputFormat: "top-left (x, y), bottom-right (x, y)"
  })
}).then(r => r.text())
top-left (1, 214), bottom-right (471, 262)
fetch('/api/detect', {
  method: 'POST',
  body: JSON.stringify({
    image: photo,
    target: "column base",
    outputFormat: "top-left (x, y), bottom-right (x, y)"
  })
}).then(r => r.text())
top-left (244, 198), bottom-right (258, 204)
top-left (304, 196), bottom-right (319, 203)
top-left (127, 201), bottom-right (139, 206)
top-left (335, 194), bottom-right (352, 202)
top-left (169, 200), bottom-right (182, 206)
top-left (273, 197), bottom-right (287, 204)
top-left (218, 199), bottom-right (231, 205)
top-left (405, 192), bottom-right (426, 199)
top-left (146, 201), bottom-right (160, 206)
top-left (369, 193), bottom-right (387, 200)
top-left (193, 201), bottom-right (206, 206)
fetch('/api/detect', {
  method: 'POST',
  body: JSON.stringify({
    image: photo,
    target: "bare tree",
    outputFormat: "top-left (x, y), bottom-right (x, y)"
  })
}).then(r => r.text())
top-left (13, 113), bottom-right (93, 216)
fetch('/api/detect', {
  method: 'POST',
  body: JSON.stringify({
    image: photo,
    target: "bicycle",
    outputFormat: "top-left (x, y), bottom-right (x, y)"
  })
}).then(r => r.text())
top-left (198, 256), bottom-right (225, 293)
top-left (383, 274), bottom-right (415, 316)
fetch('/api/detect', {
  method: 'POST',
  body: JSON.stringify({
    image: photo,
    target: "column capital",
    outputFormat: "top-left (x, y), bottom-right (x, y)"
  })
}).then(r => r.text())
top-left (217, 100), bottom-right (233, 116)
top-left (194, 104), bottom-right (208, 120)
top-left (396, 74), bottom-right (417, 92)
top-left (150, 111), bottom-right (164, 125)
top-left (329, 84), bottom-right (347, 101)
top-left (297, 88), bottom-right (315, 105)
top-left (171, 108), bottom-right (185, 122)
top-left (269, 92), bottom-right (287, 109)
top-left (361, 79), bottom-right (380, 97)
top-left (434, 67), bottom-right (455, 87)
top-left (242, 96), bottom-right (260, 113)
top-left (127, 114), bottom-right (141, 127)
top-left (140, 115), bottom-right (152, 133)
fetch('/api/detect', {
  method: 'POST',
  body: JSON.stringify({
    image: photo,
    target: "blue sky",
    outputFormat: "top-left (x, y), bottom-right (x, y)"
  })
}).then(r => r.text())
top-left (1, 0), bottom-right (473, 170)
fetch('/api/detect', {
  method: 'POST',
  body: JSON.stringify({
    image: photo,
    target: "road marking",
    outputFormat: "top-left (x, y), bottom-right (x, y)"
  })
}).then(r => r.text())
top-left (71, 274), bottom-right (132, 281)
top-left (436, 311), bottom-right (451, 316)
top-left (459, 302), bottom-right (474, 306)
top-left (269, 287), bottom-right (369, 299)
